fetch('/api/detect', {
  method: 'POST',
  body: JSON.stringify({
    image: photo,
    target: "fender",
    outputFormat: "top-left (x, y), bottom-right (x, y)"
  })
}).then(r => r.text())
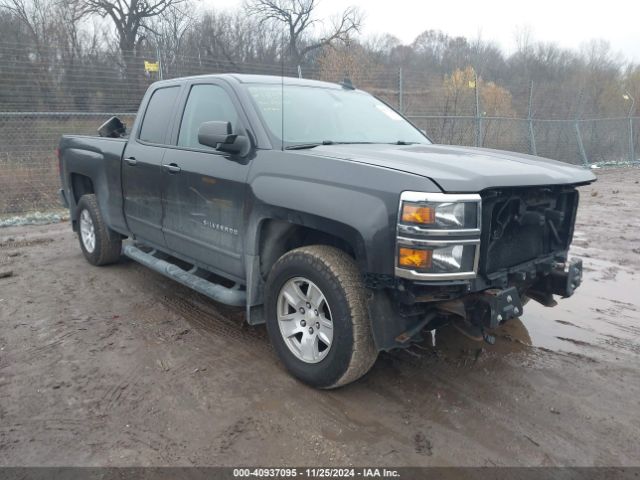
top-left (245, 150), bottom-right (440, 273)
top-left (242, 151), bottom-right (441, 317)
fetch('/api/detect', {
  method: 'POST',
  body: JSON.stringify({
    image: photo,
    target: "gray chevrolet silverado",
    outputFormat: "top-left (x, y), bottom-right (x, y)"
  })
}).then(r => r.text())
top-left (58, 74), bottom-right (596, 388)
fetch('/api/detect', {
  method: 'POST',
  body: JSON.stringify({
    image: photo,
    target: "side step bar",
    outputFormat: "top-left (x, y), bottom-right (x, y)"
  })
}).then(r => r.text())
top-left (123, 245), bottom-right (246, 307)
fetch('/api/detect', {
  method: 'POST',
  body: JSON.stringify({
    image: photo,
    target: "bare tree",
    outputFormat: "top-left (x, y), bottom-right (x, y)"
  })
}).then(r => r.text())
top-left (245, 0), bottom-right (362, 66)
top-left (0, 0), bottom-right (54, 49)
top-left (55, 0), bottom-right (86, 60)
top-left (0, 0), bottom-right (61, 107)
top-left (317, 40), bottom-right (379, 88)
top-left (78, 0), bottom-right (186, 77)
top-left (149, 0), bottom-right (194, 76)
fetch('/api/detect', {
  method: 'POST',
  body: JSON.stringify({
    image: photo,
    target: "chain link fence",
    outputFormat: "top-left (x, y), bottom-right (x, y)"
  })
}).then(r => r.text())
top-left (402, 115), bottom-right (638, 166)
top-left (1, 49), bottom-right (639, 216)
top-left (0, 113), bottom-right (136, 216)
top-left (2, 110), bottom-right (637, 216)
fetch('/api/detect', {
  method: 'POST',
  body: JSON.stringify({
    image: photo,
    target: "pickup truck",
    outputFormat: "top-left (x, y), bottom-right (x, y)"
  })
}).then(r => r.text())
top-left (58, 74), bottom-right (596, 388)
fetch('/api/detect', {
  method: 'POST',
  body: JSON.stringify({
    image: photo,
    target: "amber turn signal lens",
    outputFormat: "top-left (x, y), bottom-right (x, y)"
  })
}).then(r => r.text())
top-left (398, 248), bottom-right (432, 269)
top-left (401, 204), bottom-right (435, 224)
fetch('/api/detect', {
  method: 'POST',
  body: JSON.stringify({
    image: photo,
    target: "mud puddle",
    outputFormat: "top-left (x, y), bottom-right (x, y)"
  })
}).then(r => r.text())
top-left (523, 257), bottom-right (639, 361)
top-left (424, 255), bottom-right (639, 365)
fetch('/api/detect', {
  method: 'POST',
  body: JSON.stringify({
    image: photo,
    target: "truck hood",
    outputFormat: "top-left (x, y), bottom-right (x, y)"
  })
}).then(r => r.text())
top-left (303, 144), bottom-right (596, 192)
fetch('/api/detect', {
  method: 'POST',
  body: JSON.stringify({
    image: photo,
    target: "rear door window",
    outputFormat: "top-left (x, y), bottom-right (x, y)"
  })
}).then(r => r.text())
top-left (138, 86), bottom-right (180, 144)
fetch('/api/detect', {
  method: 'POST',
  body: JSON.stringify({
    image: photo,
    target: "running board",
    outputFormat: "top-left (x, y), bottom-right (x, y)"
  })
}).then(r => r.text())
top-left (123, 245), bottom-right (246, 307)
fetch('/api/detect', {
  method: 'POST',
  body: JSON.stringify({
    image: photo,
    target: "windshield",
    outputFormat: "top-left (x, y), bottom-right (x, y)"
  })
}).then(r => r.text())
top-left (246, 83), bottom-right (430, 147)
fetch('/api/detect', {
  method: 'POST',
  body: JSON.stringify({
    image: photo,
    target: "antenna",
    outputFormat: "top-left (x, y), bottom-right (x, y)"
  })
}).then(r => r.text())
top-left (281, 34), bottom-right (285, 151)
top-left (281, 65), bottom-right (284, 151)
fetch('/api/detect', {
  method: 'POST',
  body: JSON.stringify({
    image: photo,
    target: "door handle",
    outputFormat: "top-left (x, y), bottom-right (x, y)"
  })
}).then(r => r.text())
top-left (125, 156), bottom-right (137, 166)
top-left (162, 163), bottom-right (181, 174)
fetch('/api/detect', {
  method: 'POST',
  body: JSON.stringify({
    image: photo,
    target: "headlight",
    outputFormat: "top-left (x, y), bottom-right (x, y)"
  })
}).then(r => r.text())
top-left (433, 244), bottom-right (464, 270)
top-left (401, 199), bottom-right (478, 230)
top-left (396, 192), bottom-right (482, 280)
top-left (397, 241), bottom-right (477, 275)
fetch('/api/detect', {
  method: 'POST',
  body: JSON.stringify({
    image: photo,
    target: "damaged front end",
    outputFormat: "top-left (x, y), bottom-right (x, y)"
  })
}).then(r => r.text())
top-left (368, 186), bottom-right (586, 351)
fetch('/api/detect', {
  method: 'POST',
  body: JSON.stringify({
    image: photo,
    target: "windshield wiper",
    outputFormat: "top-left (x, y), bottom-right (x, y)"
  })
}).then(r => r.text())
top-left (285, 140), bottom-right (375, 150)
top-left (285, 140), bottom-right (411, 150)
top-left (285, 140), bottom-right (335, 150)
top-left (284, 143), bottom-right (323, 150)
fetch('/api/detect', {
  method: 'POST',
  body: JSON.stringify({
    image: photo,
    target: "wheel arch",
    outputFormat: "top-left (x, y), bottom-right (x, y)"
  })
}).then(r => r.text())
top-left (244, 211), bottom-right (368, 309)
top-left (71, 173), bottom-right (95, 204)
top-left (257, 217), bottom-right (365, 277)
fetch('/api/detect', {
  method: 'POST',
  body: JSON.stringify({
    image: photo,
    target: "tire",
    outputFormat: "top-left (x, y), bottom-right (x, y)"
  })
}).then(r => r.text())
top-left (76, 194), bottom-right (122, 266)
top-left (265, 245), bottom-right (378, 389)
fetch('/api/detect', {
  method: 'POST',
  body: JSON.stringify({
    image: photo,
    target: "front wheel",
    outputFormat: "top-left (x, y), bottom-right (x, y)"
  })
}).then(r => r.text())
top-left (265, 245), bottom-right (377, 389)
top-left (76, 194), bottom-right (122, 266)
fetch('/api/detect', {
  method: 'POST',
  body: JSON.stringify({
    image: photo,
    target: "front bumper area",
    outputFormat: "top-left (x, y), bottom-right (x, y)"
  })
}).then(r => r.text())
top-left (367, 258), bottom-right (584, 351)
top-left (530, 258), bottom-right (583, 298)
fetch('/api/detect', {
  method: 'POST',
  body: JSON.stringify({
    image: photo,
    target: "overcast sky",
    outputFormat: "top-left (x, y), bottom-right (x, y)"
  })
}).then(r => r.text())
top-left (204, 0), bottom-right (640, 63)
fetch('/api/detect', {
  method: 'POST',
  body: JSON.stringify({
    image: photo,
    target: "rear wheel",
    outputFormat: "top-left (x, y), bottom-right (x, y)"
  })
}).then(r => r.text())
top-left (76, 194), bottom-right (122, 266)
top-left (265, 245), bottom-right (377, 389)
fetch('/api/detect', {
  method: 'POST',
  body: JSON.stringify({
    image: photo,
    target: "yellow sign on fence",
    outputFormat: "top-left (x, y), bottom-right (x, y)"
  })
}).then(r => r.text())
top-left (144, 61), bottom-right (159, 73)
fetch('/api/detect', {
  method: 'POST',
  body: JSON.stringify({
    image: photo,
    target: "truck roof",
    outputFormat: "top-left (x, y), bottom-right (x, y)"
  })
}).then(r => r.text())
top-left (151, 73), bottom-right (343, 90)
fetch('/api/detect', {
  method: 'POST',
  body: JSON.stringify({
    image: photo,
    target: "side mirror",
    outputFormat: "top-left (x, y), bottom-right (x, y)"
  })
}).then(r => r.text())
top-left (198, 121), bottom-right (249, 155)
top-left (98, 116), bottom-right (126, 138)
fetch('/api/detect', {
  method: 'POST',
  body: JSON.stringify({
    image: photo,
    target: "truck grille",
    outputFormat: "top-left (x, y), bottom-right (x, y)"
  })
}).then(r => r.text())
top-left (479, 186), bottom-right (579, 276)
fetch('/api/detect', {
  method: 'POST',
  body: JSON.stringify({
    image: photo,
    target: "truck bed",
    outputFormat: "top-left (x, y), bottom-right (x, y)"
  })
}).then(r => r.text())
top-left (59, 135), bottom-right (128, 234)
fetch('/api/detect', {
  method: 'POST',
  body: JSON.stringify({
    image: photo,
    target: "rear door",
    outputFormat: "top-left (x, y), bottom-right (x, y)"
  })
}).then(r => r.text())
top-left (161, 81), bottom-right (250, 282)
top-left (122, 85), bottom-right (181, 247)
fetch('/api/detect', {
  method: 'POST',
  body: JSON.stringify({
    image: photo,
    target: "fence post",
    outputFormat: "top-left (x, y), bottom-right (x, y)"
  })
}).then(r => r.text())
top-left (575, 120), bottom-right (588, 166)
top-left (528, 81), bottom-right (537, 156)
top-left (630, 116), bottom-right (636, 163)
top-left (398, 68), bottom-right (403, 113)
top-left (475, 70), bottom-right (482, 147)
top-left (624, 92), bottom-right (635, 163)
top-left (156, 45), bottom-right (163, 80)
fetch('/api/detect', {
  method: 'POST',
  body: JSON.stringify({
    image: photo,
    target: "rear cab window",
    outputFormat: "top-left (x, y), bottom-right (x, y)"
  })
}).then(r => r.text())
top-left (138, 86), bottom-right (180, 144)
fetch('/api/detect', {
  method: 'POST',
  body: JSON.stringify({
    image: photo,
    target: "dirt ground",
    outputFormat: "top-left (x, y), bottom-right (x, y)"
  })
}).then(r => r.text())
top-left (0, 168), bottom-right (639, 467)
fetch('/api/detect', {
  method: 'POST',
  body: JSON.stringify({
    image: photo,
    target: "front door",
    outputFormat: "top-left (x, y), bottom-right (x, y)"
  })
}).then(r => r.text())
top-left (123, 85), bottom-right (181, 247)
top-left (161, 83), bottom-right (249, 282)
